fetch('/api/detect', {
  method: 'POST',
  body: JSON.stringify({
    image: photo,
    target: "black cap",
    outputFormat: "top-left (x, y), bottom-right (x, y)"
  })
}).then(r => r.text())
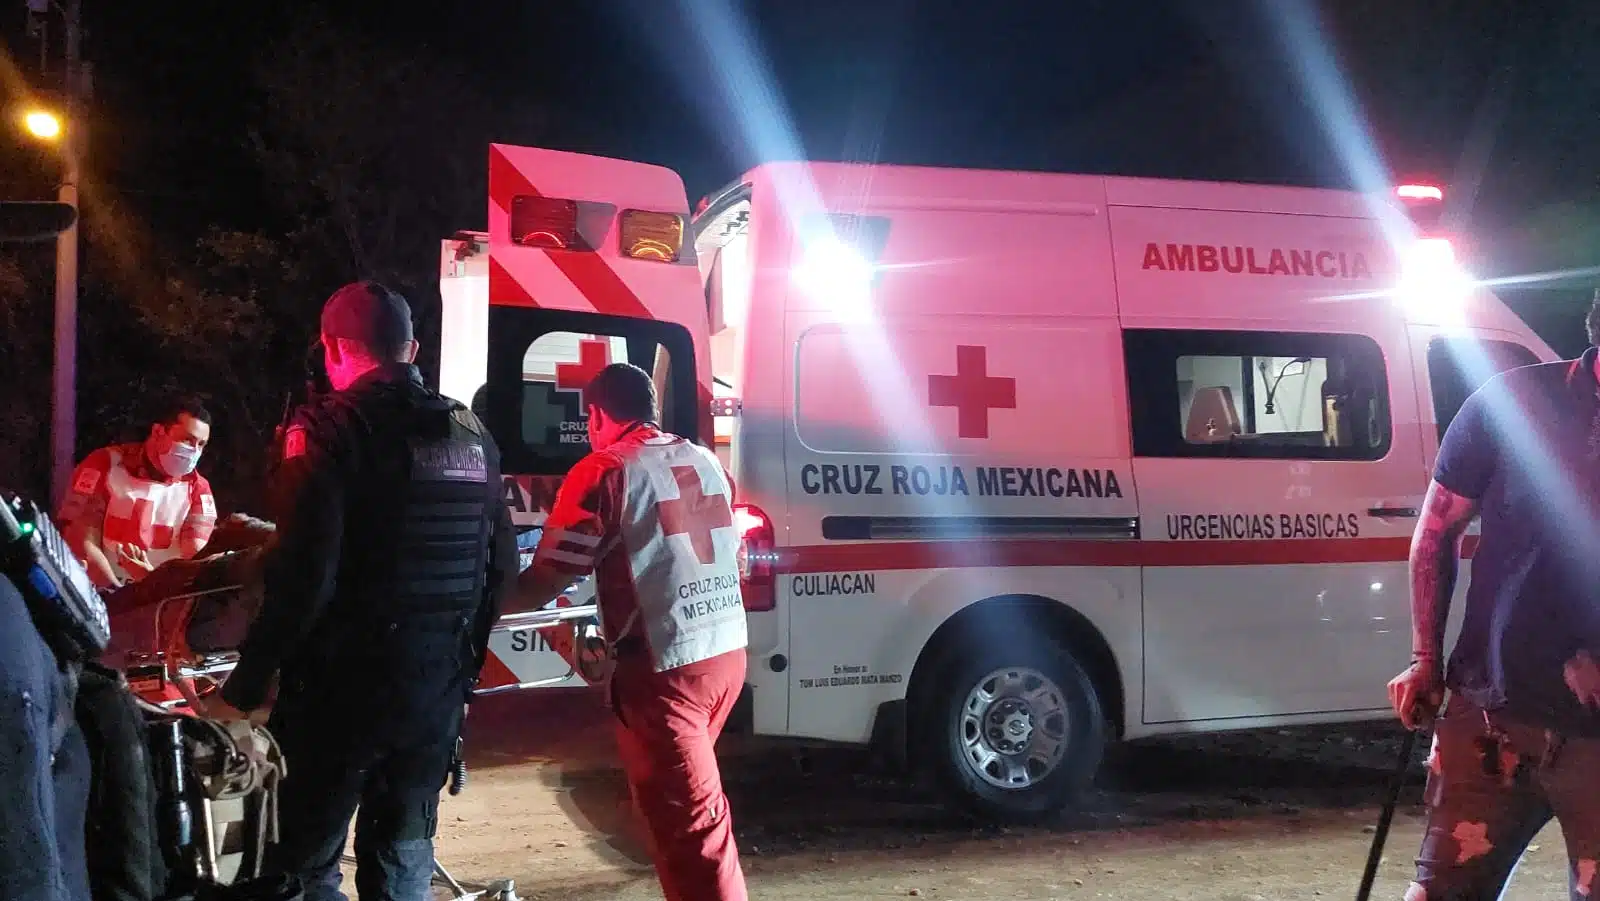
top-left (320, 281), bottom-right (414, 352)
top-left (586, 362), bottom-right (658, 423)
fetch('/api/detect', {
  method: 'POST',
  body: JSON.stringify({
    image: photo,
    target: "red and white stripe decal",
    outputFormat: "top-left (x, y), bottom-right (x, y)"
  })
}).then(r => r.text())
top-left (488, 146), bottom-right (653, 319)
top-left (476, 648), bottom-right (522, 690)
top-left (774, 535), bottom-right (1479, 576)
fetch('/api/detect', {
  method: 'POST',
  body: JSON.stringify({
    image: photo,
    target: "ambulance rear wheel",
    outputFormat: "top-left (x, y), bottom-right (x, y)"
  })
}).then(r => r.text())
top-left (927, 637), bottom-right (1105, 823)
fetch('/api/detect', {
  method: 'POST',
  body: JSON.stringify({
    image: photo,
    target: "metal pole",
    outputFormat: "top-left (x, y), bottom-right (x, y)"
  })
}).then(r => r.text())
top-left (1355, 727), bottom-right (1422, 901)
top-left (52, 149), bottom-right (78, 506)
top-left (49, 0), bottom-right (81, 507)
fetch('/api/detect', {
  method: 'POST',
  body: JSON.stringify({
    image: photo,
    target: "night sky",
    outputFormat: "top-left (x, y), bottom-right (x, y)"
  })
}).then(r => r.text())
top-left (2, 0), bottom-right (1597, 341)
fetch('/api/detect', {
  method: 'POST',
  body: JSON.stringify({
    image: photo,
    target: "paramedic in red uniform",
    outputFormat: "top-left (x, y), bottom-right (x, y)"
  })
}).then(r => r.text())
top-left (57, 396), bottom-right (218, 589)
top-left (1388, 309), bottom-right (1600, 900)
top-left (510, 362), bottom-right (749, 901)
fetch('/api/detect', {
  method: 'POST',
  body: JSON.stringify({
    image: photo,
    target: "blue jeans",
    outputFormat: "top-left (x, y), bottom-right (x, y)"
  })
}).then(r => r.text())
top-left (0, 573), bottom-right (91, 901)
top-left (267, 694), bottom-right (460, 901)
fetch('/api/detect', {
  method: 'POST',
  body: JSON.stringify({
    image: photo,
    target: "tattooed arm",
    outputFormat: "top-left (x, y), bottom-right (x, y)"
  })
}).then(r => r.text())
top-left (1408, 479), bottom-right (1480, 677)
top-left (1391, 386), bottom-right (1495, 727)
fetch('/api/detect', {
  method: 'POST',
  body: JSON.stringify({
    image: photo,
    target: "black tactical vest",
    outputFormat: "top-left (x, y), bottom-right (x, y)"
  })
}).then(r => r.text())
top-left (299, 369), bottom-right (499, 703)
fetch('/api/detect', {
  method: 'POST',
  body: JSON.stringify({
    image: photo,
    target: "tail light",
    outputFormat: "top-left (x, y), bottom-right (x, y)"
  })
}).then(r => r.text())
top-left (732, 503), bottom-right (776, 612)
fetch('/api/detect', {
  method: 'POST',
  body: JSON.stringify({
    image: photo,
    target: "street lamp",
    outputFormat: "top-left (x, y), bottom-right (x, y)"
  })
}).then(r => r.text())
top-left (19, 104), bottom-right (79, 508)
top-left (23, 109), bottom-right (61, 140)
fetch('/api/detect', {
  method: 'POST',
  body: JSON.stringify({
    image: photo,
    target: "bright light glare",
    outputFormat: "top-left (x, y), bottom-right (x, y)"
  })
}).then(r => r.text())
top-left (23, 110), bottom-right (61, 140)
top-left (792, 236), bottom-right (873, 309)
top-left (1396, 237), bottom-right (1472, 323)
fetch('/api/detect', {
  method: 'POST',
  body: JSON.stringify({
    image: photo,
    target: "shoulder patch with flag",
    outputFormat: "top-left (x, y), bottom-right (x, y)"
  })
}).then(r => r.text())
top-left (72, 466), bottom-right (101, 495)
top-left (283, 426), bottom-right (308, 460)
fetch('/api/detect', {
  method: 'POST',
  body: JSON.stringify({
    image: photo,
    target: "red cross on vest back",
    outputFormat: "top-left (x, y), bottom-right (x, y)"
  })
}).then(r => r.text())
top-left (555, 339), bottom-right (612, 397)
top-left (927, 345), bottom-right (1016, 439)
top-left (657, 465), bottom-right (732, 566)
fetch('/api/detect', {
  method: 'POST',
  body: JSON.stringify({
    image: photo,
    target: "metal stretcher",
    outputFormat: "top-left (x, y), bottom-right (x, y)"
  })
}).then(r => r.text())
top-left (117, 528), bottom-right (599, 901)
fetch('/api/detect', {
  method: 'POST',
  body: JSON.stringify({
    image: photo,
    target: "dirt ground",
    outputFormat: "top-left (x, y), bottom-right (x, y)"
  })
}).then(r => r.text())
top-left (422, 690), bottom-right (1575, 901)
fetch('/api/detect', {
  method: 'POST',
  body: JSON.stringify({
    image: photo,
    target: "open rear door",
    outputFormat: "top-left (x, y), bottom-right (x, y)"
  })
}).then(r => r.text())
top-left (440, 145), bottom-right (713, 692)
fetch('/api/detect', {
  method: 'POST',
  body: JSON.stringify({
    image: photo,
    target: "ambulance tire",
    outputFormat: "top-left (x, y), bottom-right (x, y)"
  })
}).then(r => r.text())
top-left (926, 636), bottom-right (1105, 824)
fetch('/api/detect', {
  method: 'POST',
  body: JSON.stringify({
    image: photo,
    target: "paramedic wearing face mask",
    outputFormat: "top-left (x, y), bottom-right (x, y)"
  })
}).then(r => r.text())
top-left (57, 397), bottom-right (218, 588)
top-left (509, 362), bottom-right (749, 901)
top-left (1387, 292), bottom-right (1600, 901)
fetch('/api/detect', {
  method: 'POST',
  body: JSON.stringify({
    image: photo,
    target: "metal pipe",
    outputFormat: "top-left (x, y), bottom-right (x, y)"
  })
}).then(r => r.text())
top-left (488, 604), bottom-right (598, 634)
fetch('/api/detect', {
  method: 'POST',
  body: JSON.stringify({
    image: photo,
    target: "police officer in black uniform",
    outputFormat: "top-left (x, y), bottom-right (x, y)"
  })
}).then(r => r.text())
top-left (204, 281), bottom-right (518, 901)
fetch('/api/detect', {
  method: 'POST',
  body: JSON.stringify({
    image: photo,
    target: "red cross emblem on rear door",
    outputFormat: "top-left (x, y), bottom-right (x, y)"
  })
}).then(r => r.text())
top-left (927, 345), bottom-right (1016, 439)
top-left (657, 465), bottom-right (733, 565)
top-left (554, 339), bottom-right (612, 402)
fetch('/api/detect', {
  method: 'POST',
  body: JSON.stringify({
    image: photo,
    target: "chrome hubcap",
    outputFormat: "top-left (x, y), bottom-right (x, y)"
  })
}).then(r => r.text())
top-left (958, 666), bottom-right (1070, 790)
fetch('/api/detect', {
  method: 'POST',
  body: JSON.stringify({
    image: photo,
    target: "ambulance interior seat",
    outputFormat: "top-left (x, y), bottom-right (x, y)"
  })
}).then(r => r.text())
top-left (1318, 372), bottom-right (1381, 450)
top-left (1184, 386), bottom-right (1241, 443)
top-left (1320, 378), bottom-right (1343, 447)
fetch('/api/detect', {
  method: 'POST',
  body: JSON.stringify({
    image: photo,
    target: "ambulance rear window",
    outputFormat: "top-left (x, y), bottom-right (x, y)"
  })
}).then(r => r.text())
top-left (1124, 329), bottom-right (1391, 461)
top-left (479, 309), bottom-right (698, 475)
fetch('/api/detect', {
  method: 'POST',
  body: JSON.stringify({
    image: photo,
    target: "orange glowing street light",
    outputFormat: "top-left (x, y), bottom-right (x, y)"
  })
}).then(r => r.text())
top-left (23, 109), bottom-right (62, 140)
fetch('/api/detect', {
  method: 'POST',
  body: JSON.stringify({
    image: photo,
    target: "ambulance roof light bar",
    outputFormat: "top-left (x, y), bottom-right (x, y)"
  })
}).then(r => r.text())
top-left (509, 196), bottom-right (688, 263)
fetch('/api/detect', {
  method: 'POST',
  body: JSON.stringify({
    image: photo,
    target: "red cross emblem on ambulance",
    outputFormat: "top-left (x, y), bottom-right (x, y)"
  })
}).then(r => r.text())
top-left (554, 338), bottom-right (612, 402)
top-left (927, 345), bottom-right (1016, 439)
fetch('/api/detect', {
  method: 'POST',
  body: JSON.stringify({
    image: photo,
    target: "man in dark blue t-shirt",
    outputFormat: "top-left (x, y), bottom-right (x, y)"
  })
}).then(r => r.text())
top-left (1388, 333), bottom-right (1600, 900)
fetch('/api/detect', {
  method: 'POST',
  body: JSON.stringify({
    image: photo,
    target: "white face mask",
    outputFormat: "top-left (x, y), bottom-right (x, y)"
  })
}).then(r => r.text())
top-left (158, 442), bottom-right (202, 478)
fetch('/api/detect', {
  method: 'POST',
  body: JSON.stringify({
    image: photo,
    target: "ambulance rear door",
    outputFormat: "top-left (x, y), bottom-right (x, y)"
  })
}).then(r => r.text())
top-left (1111, 187), bottom-right (1426, 727)
top-left (1403, 315), bottom-right (1555, 661)
top-left (455, 144), bottom-right (718, 691)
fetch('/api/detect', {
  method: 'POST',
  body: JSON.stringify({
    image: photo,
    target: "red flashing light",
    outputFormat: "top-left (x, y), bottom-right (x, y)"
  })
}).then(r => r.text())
top-left (1395, 184), bottom-right (1444, 203)
top-left (510, 196), bottom-right (615, 251)
top-left (733, 503), bottom-right (776, 612)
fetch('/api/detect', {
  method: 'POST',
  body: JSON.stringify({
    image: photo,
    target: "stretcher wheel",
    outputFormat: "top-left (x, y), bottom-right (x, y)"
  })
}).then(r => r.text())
top-left (922, 631), bottom-right (1105, 824)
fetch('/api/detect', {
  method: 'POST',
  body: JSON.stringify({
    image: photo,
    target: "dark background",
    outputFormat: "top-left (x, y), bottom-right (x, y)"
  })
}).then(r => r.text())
top-left (0, 0), bottom-right (1595, 509)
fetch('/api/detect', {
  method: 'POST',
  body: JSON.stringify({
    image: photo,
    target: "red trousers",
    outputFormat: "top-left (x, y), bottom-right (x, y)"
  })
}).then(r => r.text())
top-left (612, 648), bottom-right (748, 901)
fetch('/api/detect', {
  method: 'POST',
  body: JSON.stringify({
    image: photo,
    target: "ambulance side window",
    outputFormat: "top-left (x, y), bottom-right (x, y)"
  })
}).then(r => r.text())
top-left (1424, 337), bottom-right (1539, 442)
top-left (482, 310), bottom-right (698, 475)
top-left (1124, 329), bottom-right (1391, 461)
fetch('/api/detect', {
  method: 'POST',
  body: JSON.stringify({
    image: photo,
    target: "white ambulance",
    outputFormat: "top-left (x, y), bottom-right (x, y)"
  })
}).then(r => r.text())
top-left (439, 145), bottom-right (1555, 822)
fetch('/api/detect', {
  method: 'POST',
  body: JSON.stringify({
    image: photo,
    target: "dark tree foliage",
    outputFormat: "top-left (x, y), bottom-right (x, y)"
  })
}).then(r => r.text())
top-left (0, 12), bottom-right (506, 513)
top-left (247, 7), bottom-right (500, 384)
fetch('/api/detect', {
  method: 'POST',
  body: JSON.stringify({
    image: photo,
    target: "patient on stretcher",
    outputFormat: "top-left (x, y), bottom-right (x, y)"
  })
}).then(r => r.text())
top-left (100, 512), bottom-right (278, 671)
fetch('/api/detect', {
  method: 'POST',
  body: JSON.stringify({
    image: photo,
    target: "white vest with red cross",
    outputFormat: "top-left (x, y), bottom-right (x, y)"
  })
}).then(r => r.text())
top-left (100, 445), bottom-right (209, 578)
top-left (611, 434), bottom-right (747, 672)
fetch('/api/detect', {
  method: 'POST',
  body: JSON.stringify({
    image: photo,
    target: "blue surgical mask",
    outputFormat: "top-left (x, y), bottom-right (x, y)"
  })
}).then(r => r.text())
top-left (158, 442), bottom-right (202, 478)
